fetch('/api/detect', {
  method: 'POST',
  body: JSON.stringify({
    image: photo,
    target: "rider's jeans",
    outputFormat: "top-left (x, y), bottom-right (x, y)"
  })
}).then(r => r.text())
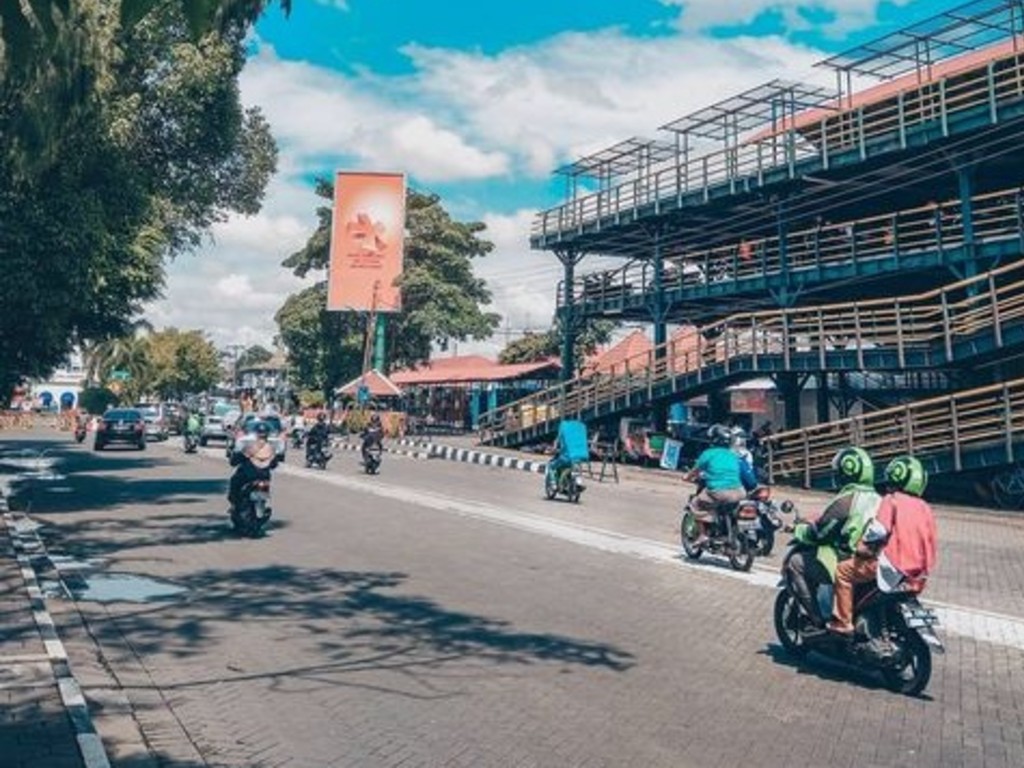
top-left (831, 555), bottom-right (878, 632)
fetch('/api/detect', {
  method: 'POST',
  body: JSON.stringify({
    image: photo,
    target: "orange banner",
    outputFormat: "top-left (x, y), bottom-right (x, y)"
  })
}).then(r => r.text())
top-left (328, 171), bottom-right (406, 312)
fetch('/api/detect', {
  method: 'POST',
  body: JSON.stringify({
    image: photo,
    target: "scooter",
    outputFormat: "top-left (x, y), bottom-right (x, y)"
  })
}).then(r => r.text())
top-left (543, 461), bottom-right (583, 503)
top-left (305, 439), bottom-right (332, 470)
top-left (680, 489), bottom-right (756, 571)
top-left (230, 477), bottom-right (273, 538)
top-left (73, 420), bottom-right (87, 444)
top-left (183, 431), bottom-right (199, 454)
top-left (363, 443), bottom-right (382, 475)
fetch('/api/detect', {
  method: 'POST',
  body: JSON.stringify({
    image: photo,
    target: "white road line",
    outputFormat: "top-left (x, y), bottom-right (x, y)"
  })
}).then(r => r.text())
top-left (277, 461), bottom-right (1024, 652)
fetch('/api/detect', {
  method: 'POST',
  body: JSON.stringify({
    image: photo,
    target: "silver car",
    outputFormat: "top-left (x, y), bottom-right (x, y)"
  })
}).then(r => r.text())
top-left (135, 405), bottom-right (169, 441)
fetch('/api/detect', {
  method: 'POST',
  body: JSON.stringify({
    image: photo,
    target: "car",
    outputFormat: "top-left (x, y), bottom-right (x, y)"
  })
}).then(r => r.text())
top-left (163, 402), bottom-right (186, 435)
top-left (199, 413), bottom-right (230, 446)
top-left (94, 408), bottom-right (146, 451)
top-left (227, 413), bottom-right (286, 463)
top-left (135, 404), bottom-right (169, 441)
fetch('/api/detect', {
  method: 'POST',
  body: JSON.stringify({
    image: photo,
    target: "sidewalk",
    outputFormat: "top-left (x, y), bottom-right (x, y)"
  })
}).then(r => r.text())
top-left (0, 502), bottom-right (83, 768)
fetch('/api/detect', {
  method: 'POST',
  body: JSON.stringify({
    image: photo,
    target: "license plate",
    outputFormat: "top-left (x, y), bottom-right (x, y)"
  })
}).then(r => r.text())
top-left (249, 491), bottom-right (269, 502)
top-left (114, 424), bottom-right (129, 432)
top-left (901, 603), bottom-right (939, 628)
top-left (737, 520), bottom-right (761, 531)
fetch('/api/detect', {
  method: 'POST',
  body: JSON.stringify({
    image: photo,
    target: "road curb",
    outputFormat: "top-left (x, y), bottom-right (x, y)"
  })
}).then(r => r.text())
top-left (393, 438), bottom-right (547, 474)
top-left (0, 495), bottom-right (112, 768)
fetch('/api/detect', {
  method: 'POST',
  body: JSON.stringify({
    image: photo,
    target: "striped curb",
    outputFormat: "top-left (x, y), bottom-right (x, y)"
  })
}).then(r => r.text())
top-left (1, 496), bottom-right (112, 768)
top-left (393, 439), bottom-right (547, 474)
top-left (330, 440), bottom-right (433, 461)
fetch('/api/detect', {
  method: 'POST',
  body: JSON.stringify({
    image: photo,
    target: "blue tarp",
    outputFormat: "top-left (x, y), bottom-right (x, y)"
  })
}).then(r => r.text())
top-left (558, 420), bottom-right (589, 462)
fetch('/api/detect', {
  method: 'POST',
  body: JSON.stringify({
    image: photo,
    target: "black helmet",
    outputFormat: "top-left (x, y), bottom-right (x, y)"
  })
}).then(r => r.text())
top-left (317, 412), bottom-right (327, 423)
top-left (254, 421), bottom-right (270, 437)
top-left (831, 446), bottom-right (874, 488)
top-left (707, 424), bottom-right (732, 446)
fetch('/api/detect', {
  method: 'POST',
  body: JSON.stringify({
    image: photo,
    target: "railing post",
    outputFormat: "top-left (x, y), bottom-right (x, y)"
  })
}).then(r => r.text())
top-left (891, 212), bottom-right (900, 267)
top-left (940, 291), bottom-right (954, 363)
top-left (702, 157), bottom-right (710, 202)
top-left (903, 405), bottom-right (914, 454)
top-left (988, 60), bottom-right (999, 124)
top-left (723, 325), bottom-right (731, 374)
top-left (895, 299), bottom-right (906, 368)
top-left (782, 311), bottom-right (792, 370)
top-left (1003, 383), bottom-right (1014, 463)
top-left (817, 309), bottom-right (827, 370)
top-left (696, 332), bottom-right (704, 384)
top-left (802, 435), bottom-right (811, 488)
top-left (853, 304), bottom-right (864, 370)
top-left (857, 107), bottom-right (866, 160)
top-left (950, 396), bottom-right (962, 471)
top-left (849, 221), bottom-right (858, 267)
top-left (990, 274), bottom-right (1003, 348)
top-left (751, 316), bottom-right (759, 371)
top-left (820, 119), bottom-right (829, 169)
top-left (939, 79), bottom-right (949, 137)
top-left (897, 91), bottom-right (907, 149)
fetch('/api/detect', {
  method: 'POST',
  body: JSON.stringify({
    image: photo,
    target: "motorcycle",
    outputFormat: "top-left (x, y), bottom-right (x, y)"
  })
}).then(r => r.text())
top-left (73, 420), bottom-right (87, 444)
top-left (680, 487), bottom-right (756, 571)
top-left (743, 486), bottom-right (794, 557)
top-left (543, 461), bottom-right (583, 503)
top-left (230, 477), bottom-right (273, 538)
top-left (305, 439), bottom-right (332, 470)
top-left (183, 431), bottom-right (199, 454)
top-left (291, 428), bottom-right (305, 449)
top-left (363, 442), bottom-right (382, 475)
top-left (773, 538), bottom-right (943, 696)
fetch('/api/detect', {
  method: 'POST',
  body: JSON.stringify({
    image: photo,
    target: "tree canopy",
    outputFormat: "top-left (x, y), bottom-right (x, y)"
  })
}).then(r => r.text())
top-left (236, 344), bottom-right (275, 370)
top-left (497, 320), bottom-right (617, 374)
top-left (0, 0), bottom-right (277, 398)
top-left (277, 181), bottom-right (501, 396)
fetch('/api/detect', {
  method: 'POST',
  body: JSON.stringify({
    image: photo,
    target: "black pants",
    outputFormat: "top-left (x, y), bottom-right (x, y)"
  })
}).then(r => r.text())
top-left (229, 461), bottom-right (270, 507)
top-left (787, 550), bottom-right (831, 627)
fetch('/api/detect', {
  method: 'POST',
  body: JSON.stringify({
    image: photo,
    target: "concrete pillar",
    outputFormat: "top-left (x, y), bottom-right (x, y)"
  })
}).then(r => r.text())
top-left (816, 373), bottom-right (830, 425)
top-left (559, 251), bottom-right (578, 381)
top-left (777, 372), bottom-right (802, 430)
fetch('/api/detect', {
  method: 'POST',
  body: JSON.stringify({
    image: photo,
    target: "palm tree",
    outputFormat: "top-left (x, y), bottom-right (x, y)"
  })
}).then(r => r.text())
top-left (83, 320), bottom-right (154, 392)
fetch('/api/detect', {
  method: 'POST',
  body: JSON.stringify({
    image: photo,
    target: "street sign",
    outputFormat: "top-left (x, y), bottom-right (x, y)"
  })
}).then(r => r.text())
top-left (110, 370), bottom-right (130, 382)
top-left (660, 439), bottom-right (683, 470)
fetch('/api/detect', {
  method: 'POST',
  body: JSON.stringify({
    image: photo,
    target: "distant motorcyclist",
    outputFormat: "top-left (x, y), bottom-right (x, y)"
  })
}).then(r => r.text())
top-left (228, 422), bottom-right (277, 509)
top-left (827, 455), bottom-right (937, 636)
top-left (786, 446), bottom-right (881, 631)
top-left (305, 412), bottom-right (331, 462)
top-left (185, 410), bottom-right (202, 437)
top-left (684, 424), bottom-right (749, 544)
top-left (361, 412), bottom-right (384, 464)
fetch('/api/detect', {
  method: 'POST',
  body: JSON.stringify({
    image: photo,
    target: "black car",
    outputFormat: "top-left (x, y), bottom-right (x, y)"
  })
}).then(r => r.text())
top-left (94, 408), bottom-right (147, 451)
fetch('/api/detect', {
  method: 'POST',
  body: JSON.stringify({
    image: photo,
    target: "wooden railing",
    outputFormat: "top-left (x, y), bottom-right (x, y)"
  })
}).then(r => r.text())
top-left (560, 186), bottom-right (1024, 309)
top-left (768, 378), bottom-right (1024, 487)
top-left (480, 259), bottom-right (1024, 442)
top-left (534, 50), bottom-right (1024, 241)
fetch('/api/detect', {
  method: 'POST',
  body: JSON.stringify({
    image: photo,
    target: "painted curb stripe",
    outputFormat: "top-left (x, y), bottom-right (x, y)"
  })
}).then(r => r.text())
top-left (1, 500), bottom-right (112, 768)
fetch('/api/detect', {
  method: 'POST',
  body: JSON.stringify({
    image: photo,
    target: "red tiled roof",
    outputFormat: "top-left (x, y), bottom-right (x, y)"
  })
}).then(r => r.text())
top-left (337, 369), bottom-right (403, 397)
top-left (390, 356), bottom-right (561, 385)
top-left (584, 330), bottom-right (653, 376)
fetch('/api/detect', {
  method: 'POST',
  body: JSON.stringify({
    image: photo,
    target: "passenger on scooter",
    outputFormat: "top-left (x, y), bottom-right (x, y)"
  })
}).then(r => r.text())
top-left (228, 422), bottom-right (277, 509)
top-left (306, 412), bottom-right (331, 460)
top-left (786, 446), bottom-right (881, 630)
top-left (361, 413), bottom-right (384, 464)
top-left (685, 425), bottom-right (748, 544)
top-left (827, 455), bottom-right (937, 636)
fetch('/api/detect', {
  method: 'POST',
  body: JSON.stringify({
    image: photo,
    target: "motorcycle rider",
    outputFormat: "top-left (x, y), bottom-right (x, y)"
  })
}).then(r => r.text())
top-left (684, 424), bottom-right (750, 544)
top-left (361, 412), bottom-right (384, 465)
top-left (827, 455), bottom-right (937, 636)
top-left (305, 412), bottom-right (331, 462)
top-left (228, 421), bottom-right (277, 509)
top-left (786, 446), bottom-right (881, 631)
top-left (185, 410), bottom-right (202, 437)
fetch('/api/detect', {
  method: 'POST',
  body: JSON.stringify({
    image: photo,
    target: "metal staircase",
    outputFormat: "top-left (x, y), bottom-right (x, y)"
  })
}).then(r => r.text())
top-left (479, 259), bottom-right (1024, 448)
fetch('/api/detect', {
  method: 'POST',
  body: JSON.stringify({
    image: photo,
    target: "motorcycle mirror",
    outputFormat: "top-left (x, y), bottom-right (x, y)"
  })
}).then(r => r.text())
top-left (780, 500), bottom-right (795, 515)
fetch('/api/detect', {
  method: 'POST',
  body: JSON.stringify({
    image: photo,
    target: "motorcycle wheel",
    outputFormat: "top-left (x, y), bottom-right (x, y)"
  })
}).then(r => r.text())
top-left (882, 633), bottom-right (932, 696)
top-left (568, 477), bottom-right (581, 504)
top-left (773, 590), bottom-right (809, 658)
top-left (544, 472), bottom-right (558, 500)
top-left (728, 537), bottom-right (754, 572)
top-left (680, 511), bottom-right (703, 560)
top-left (758, 527), bottom-right (775, 557)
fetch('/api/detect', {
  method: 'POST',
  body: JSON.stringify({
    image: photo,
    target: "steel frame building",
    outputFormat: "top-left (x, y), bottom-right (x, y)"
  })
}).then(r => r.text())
top-left (483, 0), bottom-right (1024, 488)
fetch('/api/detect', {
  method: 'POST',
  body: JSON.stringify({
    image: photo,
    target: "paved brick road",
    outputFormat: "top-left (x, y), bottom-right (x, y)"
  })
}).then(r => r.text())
top-left (4, 431), bottom-right (1024, 767)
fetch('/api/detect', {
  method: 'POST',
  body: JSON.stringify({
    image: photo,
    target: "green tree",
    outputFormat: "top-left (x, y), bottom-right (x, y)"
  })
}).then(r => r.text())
top-left (497, 320), bottom-right (616, 374)
top-left (147, 328), bottom-right (221, 400)
top-left (0, 1), bottom-right (277, 397)
top-left (498, 331), bottom-right (558, 365)
top-left (84, 331), bottom-right (153, 402)
top-left (277, 182), bottom-right (500, 394)
top-left (236, 344), bottom-right (274, 370)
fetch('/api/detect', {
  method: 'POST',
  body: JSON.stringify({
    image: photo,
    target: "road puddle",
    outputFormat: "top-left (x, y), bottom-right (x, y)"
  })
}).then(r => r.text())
top-left (60, 572), bottom-right (186, 603)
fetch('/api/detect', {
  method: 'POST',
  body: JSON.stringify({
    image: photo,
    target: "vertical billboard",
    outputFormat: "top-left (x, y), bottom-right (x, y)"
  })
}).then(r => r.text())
top-left (328, 171), bottom-right (406, 312)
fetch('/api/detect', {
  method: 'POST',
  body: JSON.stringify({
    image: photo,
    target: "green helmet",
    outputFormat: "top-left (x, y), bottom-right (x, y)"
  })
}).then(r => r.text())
top-left (884, 455), bottom-right (928, 497)
top-left (831, 446), bottom-right (874, 488)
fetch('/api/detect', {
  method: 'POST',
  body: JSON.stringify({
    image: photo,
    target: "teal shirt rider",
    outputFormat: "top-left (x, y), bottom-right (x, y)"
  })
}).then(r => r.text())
top-left (695, 446), bottom-right (743, 491)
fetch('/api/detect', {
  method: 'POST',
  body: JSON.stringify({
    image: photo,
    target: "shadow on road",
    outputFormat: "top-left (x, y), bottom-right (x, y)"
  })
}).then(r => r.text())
top-left (98, 565), bottom-right (635, 694)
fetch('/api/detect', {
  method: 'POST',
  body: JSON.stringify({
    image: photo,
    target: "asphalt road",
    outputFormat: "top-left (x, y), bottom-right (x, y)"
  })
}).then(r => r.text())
top-left (6, 431), bottom-right (1024, 767)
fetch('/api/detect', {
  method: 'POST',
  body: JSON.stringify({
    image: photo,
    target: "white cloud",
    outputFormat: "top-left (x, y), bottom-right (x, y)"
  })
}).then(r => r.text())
top-left (661, 0), bottom-right (915, 32)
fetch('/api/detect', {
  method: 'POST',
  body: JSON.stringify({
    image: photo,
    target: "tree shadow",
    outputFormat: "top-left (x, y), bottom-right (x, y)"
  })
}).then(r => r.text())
top-left (90, 565), bottom-right (634, 693)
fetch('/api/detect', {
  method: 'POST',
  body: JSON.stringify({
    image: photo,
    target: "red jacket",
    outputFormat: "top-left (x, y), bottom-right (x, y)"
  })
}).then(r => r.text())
top-left (876, 492), bottom-right (937, 591)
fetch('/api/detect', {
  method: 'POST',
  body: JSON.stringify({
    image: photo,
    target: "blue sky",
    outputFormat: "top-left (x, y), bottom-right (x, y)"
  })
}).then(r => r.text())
top-left (149, 0), bottom-right (939, 353)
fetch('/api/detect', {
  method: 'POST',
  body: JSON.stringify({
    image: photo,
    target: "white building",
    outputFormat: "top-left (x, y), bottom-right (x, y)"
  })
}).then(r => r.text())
top-left (30, 349), bottom-right (85, 412)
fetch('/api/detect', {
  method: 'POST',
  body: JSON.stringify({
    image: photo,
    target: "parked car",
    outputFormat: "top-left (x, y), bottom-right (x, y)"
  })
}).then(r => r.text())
top-left (94, 408), bottom-right (146, 451)
top-left (134, 403), bottom-right (169, 441)
top-left (228, 413), bottom-right (286, 463)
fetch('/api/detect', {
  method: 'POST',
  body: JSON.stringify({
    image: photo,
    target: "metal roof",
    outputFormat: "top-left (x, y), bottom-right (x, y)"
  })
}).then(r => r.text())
top-left (817, 0), bottom-right (1024, 80)
top-left (659, 80), bottom-right (837, 141)
top-left (555, 136), bottom-right (679, 179)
